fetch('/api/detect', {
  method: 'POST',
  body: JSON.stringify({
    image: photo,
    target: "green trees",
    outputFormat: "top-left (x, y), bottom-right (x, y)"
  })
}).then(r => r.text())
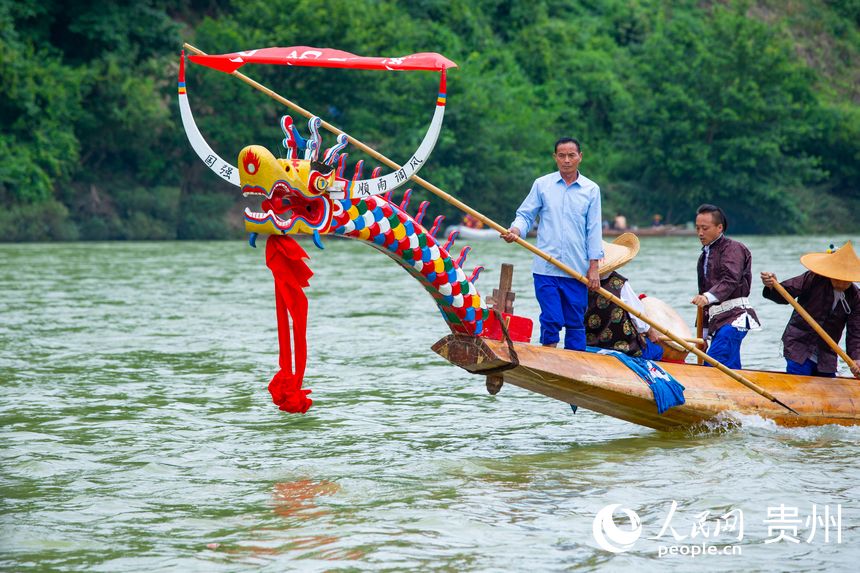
top-left (0, 1), bottom-right (221, 240)
top-left (0, 40), bottom-right (83, 205)
top-left (618, 3), bottom-right (824, 231)
top-left (0, 0), bottom-right (857, 240)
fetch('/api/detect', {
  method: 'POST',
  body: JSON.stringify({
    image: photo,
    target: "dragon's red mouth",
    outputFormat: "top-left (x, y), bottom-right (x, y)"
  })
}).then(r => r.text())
top-left (243, 181), bottom-right (327, 230)
top-left (274, 191), bottom-right (326, 228)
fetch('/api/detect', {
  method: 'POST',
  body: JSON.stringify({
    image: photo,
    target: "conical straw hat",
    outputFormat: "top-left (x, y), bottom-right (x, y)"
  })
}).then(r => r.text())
top-left (599, 232), bottom-right (640, 276)
top-left (800, 241), bottom-right (860, 282)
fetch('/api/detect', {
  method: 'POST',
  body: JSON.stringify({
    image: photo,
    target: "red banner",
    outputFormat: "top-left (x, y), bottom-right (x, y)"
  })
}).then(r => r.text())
top-left (190, 46), bottom-right (457, 74)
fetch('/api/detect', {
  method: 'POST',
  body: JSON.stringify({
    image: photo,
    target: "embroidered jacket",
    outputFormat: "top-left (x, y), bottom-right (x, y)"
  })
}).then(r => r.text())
top-left (585, 272), bottom-right (645, 356)
top-left (762, 271), bottom-right (860, 373)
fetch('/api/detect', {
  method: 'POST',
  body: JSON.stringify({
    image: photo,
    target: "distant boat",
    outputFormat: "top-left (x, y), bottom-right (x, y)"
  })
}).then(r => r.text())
top-left (444, 224), bottom-right (540, 240)
top-left (444, 224), bottom-right (500, 240)
top-left (604, 225), bottom-right (696, 237)
top-left (443, 223), bottom-right (693, 240)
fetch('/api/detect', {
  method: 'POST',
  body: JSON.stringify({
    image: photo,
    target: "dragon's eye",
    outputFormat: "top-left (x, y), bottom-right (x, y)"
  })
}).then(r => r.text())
top-left (243, 149), bottom-right (261, 174)
top-left (314, 176), bottom-right (328, 191)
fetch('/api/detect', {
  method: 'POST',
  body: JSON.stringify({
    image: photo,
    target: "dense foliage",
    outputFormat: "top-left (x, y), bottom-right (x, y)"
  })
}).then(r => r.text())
top-left (1, 0), bottom-right (858, 241)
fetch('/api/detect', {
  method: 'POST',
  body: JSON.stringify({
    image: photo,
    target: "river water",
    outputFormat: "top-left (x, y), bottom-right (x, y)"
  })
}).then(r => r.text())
top-left (2, 234), bottom-right (859, 571)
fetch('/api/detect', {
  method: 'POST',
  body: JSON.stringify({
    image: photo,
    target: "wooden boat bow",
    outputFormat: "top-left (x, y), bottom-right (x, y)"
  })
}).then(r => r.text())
top-left (433, 334), bottom-right (860, 431)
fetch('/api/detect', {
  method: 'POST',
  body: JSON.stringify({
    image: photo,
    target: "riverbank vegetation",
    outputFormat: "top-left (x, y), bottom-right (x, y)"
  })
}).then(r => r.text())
top-left (2, 0), bottom-right (858, 240)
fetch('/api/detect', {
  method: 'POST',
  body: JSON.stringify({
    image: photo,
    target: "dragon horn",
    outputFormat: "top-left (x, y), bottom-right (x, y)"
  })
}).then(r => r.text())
top-left (177, 51), bottom-right (240, 186)
top-left (281, 115), bottom-right (298, 159)
top-left (305, 116), bottom-right (322, 161)
top-left (322, 133), bottom-right (348, 165)
top-left (348, 70), bottom-right (448, 198)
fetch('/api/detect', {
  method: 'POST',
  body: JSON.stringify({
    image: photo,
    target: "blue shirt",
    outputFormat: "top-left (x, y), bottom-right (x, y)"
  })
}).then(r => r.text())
top-left (511, 171), bottom-right (604, 277)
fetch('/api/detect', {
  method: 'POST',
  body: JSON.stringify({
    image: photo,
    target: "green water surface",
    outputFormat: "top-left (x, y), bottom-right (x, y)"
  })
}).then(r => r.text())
top-left (2, 236), bottom-right (859, 571)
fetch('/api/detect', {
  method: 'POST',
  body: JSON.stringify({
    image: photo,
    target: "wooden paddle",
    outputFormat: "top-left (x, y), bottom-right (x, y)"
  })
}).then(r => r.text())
top-left (769, 278), bottom-right (860, 378)
top-left (696, 307), bottom-right (704, 365)
top-left (183, 43), bottom-right (799, 415)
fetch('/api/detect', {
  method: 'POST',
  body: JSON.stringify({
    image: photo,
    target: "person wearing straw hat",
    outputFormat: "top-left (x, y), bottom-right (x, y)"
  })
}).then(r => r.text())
top-left (501, 137), bottom-right (604, 351)
top-left (691, 204), bottom-right (760, 369)
top-left (761, 241), bottom-right (860, 378)
top-left (584, 233), bottom-right (664, 359)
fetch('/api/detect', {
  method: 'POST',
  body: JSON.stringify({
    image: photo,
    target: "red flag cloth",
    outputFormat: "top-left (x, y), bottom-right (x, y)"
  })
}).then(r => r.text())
top-left (265, 235), bottom-right (314, 413)
top-left (190, 46), bottom-right (457, 74)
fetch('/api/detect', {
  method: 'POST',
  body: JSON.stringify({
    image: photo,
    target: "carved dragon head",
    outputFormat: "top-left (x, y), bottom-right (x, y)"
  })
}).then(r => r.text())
top-left (177, 52), bottom-right (448, 248)
top-left (239, 115), bottom-right (345, 240)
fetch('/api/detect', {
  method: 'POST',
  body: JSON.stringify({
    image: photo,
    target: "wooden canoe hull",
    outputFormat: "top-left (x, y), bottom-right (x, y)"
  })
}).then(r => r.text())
top-left (432, 335), bottom-right (860, 431)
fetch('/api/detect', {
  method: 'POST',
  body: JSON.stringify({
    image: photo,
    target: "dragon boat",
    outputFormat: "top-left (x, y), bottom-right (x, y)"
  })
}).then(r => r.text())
top-left (430, 265), bottom-right (860, 430)
top-left (178, 45), bottom-right (860, 431)
top-left (432, 335), bottom-right (860, 431)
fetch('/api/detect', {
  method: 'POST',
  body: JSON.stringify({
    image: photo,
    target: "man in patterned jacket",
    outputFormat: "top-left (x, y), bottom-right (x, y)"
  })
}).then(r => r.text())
top-left (691, 204), bottom-right (760, 369)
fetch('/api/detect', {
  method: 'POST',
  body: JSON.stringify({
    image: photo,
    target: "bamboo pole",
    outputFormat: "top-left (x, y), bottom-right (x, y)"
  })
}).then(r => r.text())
top-left (770, 280), bottom-right (859, 378)
top-left (696, 307), bottom-right (705, 365)
top-left (182, 43), bottom-right (798, 415)
top-left (658, 336), bottom-right (705, 354)
top-left (658, 336), bottom-right (705, 346)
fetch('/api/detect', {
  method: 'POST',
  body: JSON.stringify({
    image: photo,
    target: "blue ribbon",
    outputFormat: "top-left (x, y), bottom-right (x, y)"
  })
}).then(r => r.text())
top-left (586, 347), bottom-right (686, 414)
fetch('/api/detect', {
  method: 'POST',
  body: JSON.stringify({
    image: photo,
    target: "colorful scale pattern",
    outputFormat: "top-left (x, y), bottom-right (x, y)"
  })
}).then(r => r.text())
top-left (329, 195), bottom-right (489, 335)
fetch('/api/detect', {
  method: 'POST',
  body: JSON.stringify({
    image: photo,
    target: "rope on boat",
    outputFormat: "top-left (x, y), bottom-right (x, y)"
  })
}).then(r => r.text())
top-left (481, 308), bottom-right (521, 394)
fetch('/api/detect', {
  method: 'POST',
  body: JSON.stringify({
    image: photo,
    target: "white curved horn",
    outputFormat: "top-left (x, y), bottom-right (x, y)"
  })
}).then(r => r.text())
top-left (348, 71), bottom-right (448, 198)
top-left (177, 52), bottom-right (240, 187)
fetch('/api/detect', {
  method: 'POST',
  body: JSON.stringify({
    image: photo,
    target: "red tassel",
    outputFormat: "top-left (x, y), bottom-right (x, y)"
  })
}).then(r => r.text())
top-left (268, 371), bottom-right (313, 413)
top-left (265, 235), bottom-right (314, 413)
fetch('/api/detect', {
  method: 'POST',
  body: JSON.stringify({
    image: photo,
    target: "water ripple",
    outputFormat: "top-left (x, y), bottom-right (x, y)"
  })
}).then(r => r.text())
top-left (2, 237), bottom-right (859, 570)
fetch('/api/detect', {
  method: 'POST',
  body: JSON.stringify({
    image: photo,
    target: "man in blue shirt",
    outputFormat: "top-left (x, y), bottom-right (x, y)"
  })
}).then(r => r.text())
top-left (501, 137), bottom-right (604, 350)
